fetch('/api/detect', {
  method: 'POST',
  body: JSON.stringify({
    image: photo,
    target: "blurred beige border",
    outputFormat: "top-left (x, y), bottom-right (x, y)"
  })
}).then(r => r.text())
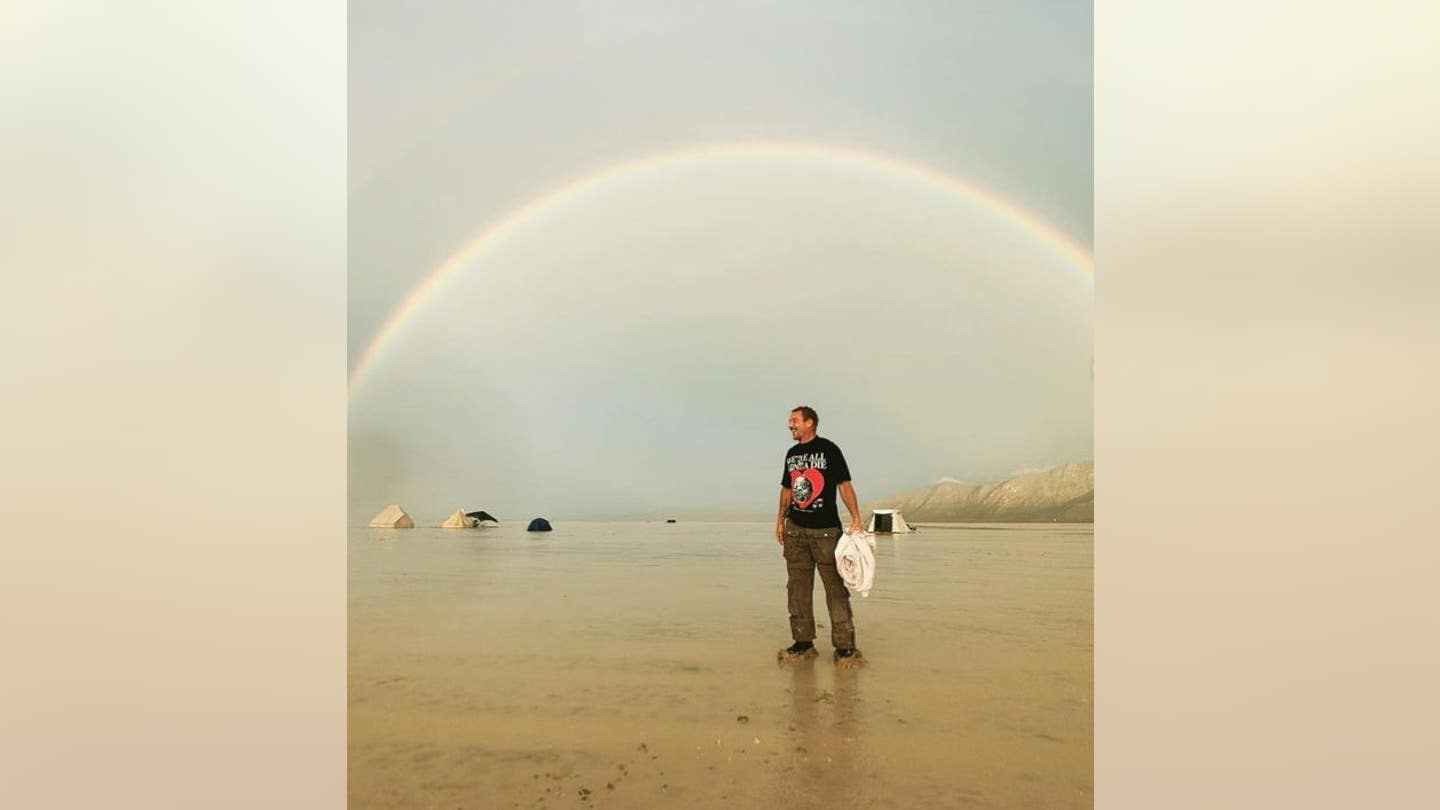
top-left (1, 2), bottom-right (346, 807)
top-left (1097, 1), bottom-right (1439, 807)
top-left (6, 2), bottom-right (1439, 807)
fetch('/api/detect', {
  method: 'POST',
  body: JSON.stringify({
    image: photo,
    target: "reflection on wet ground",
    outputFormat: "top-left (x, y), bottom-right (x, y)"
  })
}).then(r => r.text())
top-left (350, 522), bottom-right (1092, 808)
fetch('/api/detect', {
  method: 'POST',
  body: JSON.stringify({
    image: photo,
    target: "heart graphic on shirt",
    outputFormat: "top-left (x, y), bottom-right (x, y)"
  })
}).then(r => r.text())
top-left (791, 468), bottom-right (825, 510)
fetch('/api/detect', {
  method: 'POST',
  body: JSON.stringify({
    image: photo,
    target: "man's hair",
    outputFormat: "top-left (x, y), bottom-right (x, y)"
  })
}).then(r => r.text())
top-left (791, 405), bottom-right (819, 427)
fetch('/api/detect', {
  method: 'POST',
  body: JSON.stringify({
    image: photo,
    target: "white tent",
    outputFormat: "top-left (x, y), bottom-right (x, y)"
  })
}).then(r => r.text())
top-left (867, 509), bottom-right (912, 533)
top-left (441, 509), bottom-right (479, 529)
top-left (368, 504), bottom-right (414, 528)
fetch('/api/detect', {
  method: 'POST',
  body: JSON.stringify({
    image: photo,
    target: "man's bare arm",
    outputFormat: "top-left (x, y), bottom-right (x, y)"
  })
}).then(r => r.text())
top-left (776, 487), bottom-right (791, 544)
top-left (838, 481), bottom-right (864, 533)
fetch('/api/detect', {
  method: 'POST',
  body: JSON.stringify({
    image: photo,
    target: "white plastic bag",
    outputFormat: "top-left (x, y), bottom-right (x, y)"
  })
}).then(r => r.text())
top-left (834, 530), bottom-right (877, 597)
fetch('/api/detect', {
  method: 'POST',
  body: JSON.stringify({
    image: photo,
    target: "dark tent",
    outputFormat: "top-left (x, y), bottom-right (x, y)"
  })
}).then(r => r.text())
top-left (526, 517), bottom-right (553, 532)
top-left (466, 510), bottom-right (499, 523)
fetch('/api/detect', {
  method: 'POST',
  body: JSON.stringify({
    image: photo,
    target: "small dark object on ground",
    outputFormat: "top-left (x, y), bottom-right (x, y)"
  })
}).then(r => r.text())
top-left (527, 517), bottom-right (552, 532)
top-left (736, 715), bottom-right (749, 724)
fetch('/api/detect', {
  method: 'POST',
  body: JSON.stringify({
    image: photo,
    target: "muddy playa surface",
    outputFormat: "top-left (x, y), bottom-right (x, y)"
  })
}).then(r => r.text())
top-left (349, 521), bottom-right (1092, 808)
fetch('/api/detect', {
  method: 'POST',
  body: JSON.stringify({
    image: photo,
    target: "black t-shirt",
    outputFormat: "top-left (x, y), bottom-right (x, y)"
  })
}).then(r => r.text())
top-left (780, 437), bottom-right (852, 529)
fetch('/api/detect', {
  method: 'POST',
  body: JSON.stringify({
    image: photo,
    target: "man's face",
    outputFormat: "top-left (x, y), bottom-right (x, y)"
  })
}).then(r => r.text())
top-left (788, 411), bottom-right (814, 440)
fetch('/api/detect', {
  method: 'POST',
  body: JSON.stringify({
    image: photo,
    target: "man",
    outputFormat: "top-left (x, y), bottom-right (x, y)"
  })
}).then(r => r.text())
top-left (776, 406), bottom-right (866, 664)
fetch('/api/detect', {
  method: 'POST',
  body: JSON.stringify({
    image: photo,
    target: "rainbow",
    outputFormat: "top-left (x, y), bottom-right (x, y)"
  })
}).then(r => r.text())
top-left (348, 141), bottom-right (1092, 396)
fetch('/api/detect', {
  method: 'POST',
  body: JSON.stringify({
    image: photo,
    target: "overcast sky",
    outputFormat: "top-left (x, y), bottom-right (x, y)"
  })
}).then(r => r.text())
top-left (348, 1), bottom-right (1092, 522)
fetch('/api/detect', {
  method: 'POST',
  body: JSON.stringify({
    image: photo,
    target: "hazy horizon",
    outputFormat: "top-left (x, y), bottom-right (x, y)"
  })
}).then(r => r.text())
top-left (353, 457), bottom-right (1096, 525)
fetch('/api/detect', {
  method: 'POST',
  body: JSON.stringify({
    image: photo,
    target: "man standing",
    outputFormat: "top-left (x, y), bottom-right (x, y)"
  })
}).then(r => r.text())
top-left (776, 406), bottom-right (866, 663)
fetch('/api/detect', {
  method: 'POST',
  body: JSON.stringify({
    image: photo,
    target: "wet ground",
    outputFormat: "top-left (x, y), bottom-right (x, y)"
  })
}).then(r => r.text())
top-left (349, 521), bottom-right (1092, 808)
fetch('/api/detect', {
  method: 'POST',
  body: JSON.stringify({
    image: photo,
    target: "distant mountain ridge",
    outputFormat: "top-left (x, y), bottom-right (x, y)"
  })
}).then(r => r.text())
top-left (867, 462), bottom-right (1093, 523)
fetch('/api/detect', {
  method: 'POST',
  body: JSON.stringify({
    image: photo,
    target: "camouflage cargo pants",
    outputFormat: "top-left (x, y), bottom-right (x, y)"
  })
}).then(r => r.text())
top-left (782, 518), bottom-right (855, 649)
